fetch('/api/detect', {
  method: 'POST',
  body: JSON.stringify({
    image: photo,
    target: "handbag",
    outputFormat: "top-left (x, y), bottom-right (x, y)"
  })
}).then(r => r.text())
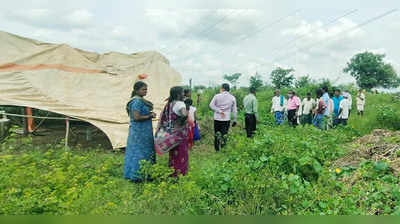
top-left (154, 103), bottom-right (185, 155)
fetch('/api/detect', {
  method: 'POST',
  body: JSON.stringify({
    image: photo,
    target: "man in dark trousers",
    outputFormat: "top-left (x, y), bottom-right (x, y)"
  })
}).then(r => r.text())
top-left (209, 83), bottom-right (237, 151)
top-left (243, 87), bottom-right (258, 138)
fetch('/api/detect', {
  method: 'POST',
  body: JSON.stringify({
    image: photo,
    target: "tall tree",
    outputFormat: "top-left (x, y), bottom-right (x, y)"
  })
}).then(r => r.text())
top-left (223, 73), bottom-right (242, 89)
top-left (344, 51), bottom-right (400, 89)
top-left (295, 75), bottom-right (313, 88)
top-left (249, 72), bottom-right (263, 90)
top-left (270, 67), bottom-right (295, 89)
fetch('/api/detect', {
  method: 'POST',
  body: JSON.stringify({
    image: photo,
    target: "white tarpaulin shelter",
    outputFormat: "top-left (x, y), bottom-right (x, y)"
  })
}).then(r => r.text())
top-left (0, 31), bottom-right (182, 148)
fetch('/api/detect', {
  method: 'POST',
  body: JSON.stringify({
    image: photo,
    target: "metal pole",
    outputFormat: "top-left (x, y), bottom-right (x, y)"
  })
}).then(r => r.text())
top-left (65, 118), bottom-right (70, 150)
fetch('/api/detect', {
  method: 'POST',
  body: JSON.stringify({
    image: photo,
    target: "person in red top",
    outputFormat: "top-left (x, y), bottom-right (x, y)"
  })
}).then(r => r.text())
top-left (313, 89), bottom-right (327, 130)
top-left (287, 90), bottom-right (301, 127)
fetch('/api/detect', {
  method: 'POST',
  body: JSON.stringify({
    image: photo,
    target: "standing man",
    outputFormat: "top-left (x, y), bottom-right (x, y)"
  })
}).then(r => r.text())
top-left (300, 92), bottom-right (315, 126)
top-left (357, 89), bottom-right (366, 116)
top-left (322, 86), bottom-right (331, 129)
top-left (342, 89), bottom-right (353, 116)
top-left (243, 87), bottom-right (258, 138)
top-left (338, 94), bottom-right (350, 126)
top-left (313, 89), bottom-right (327, 130)
top-left (271, 90), bottom-right (285, 125)
top-left (332, 89), bottom-right (343, 126)
top-left (209, 83), bottom-right (237, 152)
top-left (287, 90), bottom-right (301, 128)
top-left (197, 89), bottom-right (203, 107)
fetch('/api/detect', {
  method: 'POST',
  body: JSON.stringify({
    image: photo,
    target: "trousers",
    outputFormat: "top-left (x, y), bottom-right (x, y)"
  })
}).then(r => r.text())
top-left (245, 114), bottom-right (257, 138)
top-left (214, 120), bottom-right (230, 152)
top-left (288, 109), bottom-right (298, 127)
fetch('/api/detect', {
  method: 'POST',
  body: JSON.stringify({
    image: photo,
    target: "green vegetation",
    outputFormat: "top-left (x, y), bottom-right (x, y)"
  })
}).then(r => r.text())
top-left (270, 67), bottom-right (295, 89)
top-left (344, 51), bottom-right (400, 89)
top-left (1, 87), bottom-right (400, 215)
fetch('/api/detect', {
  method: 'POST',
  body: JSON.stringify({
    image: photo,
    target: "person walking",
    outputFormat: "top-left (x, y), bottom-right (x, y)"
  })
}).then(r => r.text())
top-left (271, 89), bottom-right (285, 125)
top-left (357, 89), bottom-right (366, 116)
top-left (338, 94), bottom-right (350, 126)
top-left (287, 90), bottom-right (301, 127)
top-left (332, 89), bottom-right (343, 126)
top-left (124, 81), bottom-right (156, 183)
top-left (300, 92), bottom-right (315, 126)
top-left (243, 87), bottom-right (258, 138)
top-left (209, 83), bottom-right (237, 152)
top-left (157, 86), bottom-right (190, 177)
top-left (313, 89), bottom-right (327, 130)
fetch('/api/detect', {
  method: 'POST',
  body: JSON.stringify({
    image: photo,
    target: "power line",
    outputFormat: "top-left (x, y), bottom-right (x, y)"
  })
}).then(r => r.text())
top-left (212, 9), bottom-right (301, 59)
top-left (270, 9), bottom-right (398, 65)
top-left (268, 9), bottom-right (359, 59)
top-left (159, 10), bottom-right (219, 52)
top-left (163, 9), bottom-right (246, 55)
top-left (228, 9), bottom-right (359, 72)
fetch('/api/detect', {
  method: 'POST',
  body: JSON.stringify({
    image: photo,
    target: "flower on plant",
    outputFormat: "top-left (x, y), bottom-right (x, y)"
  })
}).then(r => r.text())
top-left (335, 168), bottom-right (342, 174)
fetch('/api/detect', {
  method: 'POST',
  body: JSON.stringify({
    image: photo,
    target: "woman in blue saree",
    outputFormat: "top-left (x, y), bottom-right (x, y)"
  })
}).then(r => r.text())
top-left (124, 81), bottom-right (156, 182)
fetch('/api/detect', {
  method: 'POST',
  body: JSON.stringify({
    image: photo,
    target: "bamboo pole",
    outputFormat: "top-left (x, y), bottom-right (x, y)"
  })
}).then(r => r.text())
top-left (65, 118), bottom-right (70, 150)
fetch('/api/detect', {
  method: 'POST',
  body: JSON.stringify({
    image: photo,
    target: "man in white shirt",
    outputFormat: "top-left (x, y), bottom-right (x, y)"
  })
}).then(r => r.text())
top-left (271, 89), bottom-right (285, 125)
top-left (209, 83), bottom-right (237, 152)
top-left (342, 90), bottom-right (352, 116)
top-left (299, 92), bottom-right (316, 126)
top-left (338, 95), bottom-right (350, 126)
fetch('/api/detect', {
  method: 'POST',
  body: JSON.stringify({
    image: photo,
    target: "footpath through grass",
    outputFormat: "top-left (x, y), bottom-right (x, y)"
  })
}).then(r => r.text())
top-left (1, 93), bottom-right (400, 215)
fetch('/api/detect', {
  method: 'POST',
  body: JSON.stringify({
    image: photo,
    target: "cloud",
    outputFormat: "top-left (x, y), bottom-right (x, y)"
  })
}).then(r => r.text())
top-left (6, 8), bottom-right (94, 30)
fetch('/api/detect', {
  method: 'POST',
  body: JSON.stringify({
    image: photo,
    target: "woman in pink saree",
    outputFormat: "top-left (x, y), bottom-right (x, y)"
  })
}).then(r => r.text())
top-left (157, 86), bottom-right (190, 176)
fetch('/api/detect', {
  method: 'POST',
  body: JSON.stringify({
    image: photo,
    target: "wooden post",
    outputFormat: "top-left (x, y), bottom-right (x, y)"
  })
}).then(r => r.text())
top-left (65, 118), bottom-right (70, 150)
top-left (21, 107), bottom-right (28, 136)
top-left (0, 111), bottom-right (9, 140)
top-left (25, 107), bottom-right (35, 133)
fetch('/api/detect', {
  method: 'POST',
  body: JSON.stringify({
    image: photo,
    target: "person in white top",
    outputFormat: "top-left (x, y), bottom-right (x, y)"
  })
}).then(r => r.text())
top-left (299, 92), bottom-right (316, 126)
top-left (338, 95), bottom-right (350, 126)
top-left (184, 98), bottom-right (197, 149)
top-left (209, 83), bottom-right (237, 152)
top-left (357, 89), bottom-right (366, 116)
top-left (342, 90), bottom-right (352, 115)
top-left (271, 89), bottom-right (286, 125)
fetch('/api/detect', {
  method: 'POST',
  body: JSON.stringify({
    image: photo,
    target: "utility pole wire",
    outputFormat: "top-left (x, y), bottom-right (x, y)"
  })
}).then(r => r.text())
top-left (269, 9), bottom-right (399, 66)
top-left (229, 9), bottom-right (358, 72)
top-left (159, 10), bottom-right (219, 52)
top-left (212, 9), bottom-right (302, 58)
top-left (163, 9), bottom-right (246, 55)
top-left (176, 9), bottom-right (300, 63)
top-left (268, 9), bottom-right (359, 60)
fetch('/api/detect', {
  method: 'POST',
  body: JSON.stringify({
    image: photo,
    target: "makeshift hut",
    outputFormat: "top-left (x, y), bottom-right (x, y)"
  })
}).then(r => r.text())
top-left (0, 31), bottom-right (182, 148)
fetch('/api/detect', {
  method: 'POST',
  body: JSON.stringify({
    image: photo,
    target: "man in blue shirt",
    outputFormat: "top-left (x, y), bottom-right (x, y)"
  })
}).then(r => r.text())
top-left (332, 89), bottom-right (343, 126)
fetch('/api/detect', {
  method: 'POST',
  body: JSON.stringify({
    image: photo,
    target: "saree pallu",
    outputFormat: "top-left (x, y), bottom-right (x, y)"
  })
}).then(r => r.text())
top-left (158, 102), bottom-right (190, 177)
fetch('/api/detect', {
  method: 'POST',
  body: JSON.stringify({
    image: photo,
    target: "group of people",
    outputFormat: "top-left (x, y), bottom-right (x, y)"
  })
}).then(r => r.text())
top-left (124, 82), bottom-right (199, 183)
top-left (271, 87), bottom-right (367, 129)
top-left (123, 80), bottom-right (367, 182)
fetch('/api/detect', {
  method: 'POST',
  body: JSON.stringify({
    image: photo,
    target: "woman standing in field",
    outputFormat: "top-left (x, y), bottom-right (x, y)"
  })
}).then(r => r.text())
top-left (158, 86), bottom-right (190, 177)
top-left (124, 81), bottom-right (156, 183)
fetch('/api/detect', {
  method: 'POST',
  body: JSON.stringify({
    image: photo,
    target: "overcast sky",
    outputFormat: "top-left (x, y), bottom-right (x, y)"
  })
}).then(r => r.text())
top-left (0, 0), bottom-right (399, 87)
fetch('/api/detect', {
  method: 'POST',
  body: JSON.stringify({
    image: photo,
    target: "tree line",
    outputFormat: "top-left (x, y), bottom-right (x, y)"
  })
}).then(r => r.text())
top-left (220, 51), bottom-right (400, 91)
